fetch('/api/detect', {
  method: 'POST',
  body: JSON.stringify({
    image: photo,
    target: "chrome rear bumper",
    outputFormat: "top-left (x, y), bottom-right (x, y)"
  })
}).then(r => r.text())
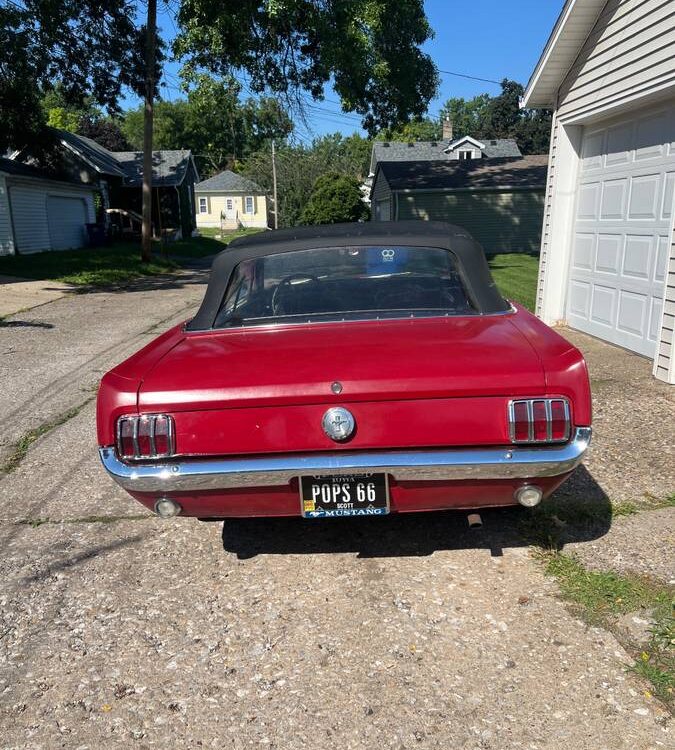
top-left (99, 427), bottom-right (591, 493)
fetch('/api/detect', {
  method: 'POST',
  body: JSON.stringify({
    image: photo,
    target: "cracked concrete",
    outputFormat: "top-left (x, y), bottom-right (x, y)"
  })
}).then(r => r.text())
top-left (0, 285), bottom-right (672, 748)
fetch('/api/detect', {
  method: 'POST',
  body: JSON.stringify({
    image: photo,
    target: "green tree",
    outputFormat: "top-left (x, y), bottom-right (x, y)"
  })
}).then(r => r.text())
top-left (439, 94), bottom-right (491, 139)
top-left (121, 77), bottom-right (292, 174)
top-left (78, 116), bottom-right (130, 151)
top-left (300, 173), bottom-right (369, 225)
top-left (377, 118), bottom-right (442, 142)
top-left (242, 133), bottom-right (372, 227)
top-left (175, 0), bottom-right (438, 136)
top-left (438, 80), bottom-right (552, 154)
top-left (0, 1), bottom-right (157, 153)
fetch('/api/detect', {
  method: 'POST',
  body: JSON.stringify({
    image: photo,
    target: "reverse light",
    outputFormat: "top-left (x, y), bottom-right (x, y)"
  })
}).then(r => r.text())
top-left (515, 485), bottom-right (543, 507)
top-left (116, 414), bottom-right (175, 460)
top-left (508, 398), bottom-right (570, 444)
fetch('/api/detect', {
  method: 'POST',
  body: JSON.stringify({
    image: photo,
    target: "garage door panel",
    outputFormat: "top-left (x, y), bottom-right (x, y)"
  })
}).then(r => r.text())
top-left (567, 106), bottom-right (673, 357)
top-left (661, 172), bottom-right (675, 219)
top-left (622, 235), bottom-right (652, 279)
top-left (568, 280), bottom-right (591, 318)
top-left (600, 178), bottom-right (627, 219)
top-left (628, 174), bottom-right (660, 219)
top-left (590, 284), bottom-right (616, 327)
top-left (572, 233), bottom-right (595, 270)
top-left (655, 236), bottom-right (669, 282)
top-left (616, 290), bottom-right (647, 336)
top-left (577, 183), bottom-right (601, 220)
top-left (635, 112), bottom-right (669, 160)
top-left (596, 234), bottom-right (621, 274)
top-left (47, 196), bottom-right (87, 251)
top-left (605, 122), bottom-right (633, 165)
top-left (649, 297), bottom-right (664, 342)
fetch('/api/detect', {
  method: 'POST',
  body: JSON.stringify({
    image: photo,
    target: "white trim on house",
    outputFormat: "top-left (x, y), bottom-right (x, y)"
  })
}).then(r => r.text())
top-left (527, 0), bottom-right (675, 384)
top-left (522, 0), bottom-right (607, 109)
top-left (198, 196), bottom-right (208, 214)
top-left (444, 136), bottom-right (485, 153)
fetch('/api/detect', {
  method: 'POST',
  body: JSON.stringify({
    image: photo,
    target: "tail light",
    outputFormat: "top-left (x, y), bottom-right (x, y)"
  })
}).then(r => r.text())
top-left (508, 398), bottom-right (570, 444)
top-left (116, 414), bottom-right (175, 460)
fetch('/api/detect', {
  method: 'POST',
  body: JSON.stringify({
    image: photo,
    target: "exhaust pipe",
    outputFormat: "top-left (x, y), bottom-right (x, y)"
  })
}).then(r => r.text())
top-left (467, 513), bottom-right (482, 529)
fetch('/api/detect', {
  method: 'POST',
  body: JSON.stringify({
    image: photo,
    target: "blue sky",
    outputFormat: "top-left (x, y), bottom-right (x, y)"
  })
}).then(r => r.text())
top-left (147, 0), bottom-right (562, 142)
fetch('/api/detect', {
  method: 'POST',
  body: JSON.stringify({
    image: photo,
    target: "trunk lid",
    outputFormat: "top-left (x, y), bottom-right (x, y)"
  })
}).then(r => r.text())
top-left (138, 315), bottom-right (544, 410)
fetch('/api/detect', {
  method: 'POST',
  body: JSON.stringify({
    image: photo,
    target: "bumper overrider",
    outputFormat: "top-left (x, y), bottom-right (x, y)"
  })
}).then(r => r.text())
top-left (99, 427), bottom-right (592, 493)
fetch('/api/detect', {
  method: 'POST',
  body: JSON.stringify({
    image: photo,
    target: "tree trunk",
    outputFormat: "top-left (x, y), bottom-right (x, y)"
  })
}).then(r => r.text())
top-left (141, 0), bottom-right (157, 263)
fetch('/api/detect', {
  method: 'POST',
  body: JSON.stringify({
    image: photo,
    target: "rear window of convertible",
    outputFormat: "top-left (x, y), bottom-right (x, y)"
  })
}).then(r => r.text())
top-left (213, 245), bottom-right (476, 328)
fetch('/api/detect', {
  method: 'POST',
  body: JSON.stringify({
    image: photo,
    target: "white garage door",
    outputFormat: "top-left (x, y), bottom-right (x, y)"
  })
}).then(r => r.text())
top-left (567, 105), bottom-right (675, 357)
top-left (47, 196), bottom-right (87, 251)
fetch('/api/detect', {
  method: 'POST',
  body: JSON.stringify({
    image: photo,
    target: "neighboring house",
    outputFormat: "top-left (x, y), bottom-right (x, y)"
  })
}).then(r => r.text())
top-left (362, 121), bottom-right (522, 203)
top-left (10, 129), bottom-right (199, 250)
top-left (523, 0), bottom-right (675, 384)
top-left (195, 171), bottom-right (269, 230)
top-left (0, 157), bottom-right (97, 255)
top-left (370, 156), bottom-right (548, 253)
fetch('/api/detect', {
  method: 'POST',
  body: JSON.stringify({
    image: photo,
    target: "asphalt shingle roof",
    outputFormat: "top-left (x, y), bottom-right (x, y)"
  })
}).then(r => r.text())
top-left (370, 138), bottom-right (522, 172)
top-left (195, 170), bottom-right (265, 193)
top-left (376, 155), bottom-right (549, 191)
top-left (0, 156), bottom-right (87, 186)
top-left (58, 130), bottom-right (127, 177)
top-left (114, 150), bottom-right (193, 187)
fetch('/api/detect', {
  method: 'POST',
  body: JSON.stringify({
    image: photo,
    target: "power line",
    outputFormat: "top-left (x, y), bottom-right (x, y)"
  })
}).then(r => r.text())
top-left (438, 69), bottom-right (502, 85)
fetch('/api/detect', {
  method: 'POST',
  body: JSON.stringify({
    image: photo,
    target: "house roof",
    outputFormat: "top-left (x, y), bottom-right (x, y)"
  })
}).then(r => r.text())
top-left (0, 156), bottom-right (92, 188)
top-left (522, 0), bottom-right (607, 108)
top-left (0, 157), bottom-right (53, 179)
top-left (58, 129), bottom-right (127, 177)
top-left (114, 150), bottom-right (194, 187)
top-left (375, 155), bottom-right (549, 192)
top-left (369, 138), bottom-right (521, 173)
top-left (195, 170), bottom-right (265, 194)
top-left (56, 130), bottom-right (195, 186)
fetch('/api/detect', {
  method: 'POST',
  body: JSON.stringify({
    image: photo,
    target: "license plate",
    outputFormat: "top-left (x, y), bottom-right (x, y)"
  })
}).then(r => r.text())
top-left (300, 473), bottom-right (389, 518)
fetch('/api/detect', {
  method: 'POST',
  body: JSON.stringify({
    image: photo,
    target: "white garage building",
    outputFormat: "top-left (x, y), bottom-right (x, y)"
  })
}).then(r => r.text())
top-left (0, 158), bottom-right (96, 256)
top-left (524, 0), bottom-right (675, 384)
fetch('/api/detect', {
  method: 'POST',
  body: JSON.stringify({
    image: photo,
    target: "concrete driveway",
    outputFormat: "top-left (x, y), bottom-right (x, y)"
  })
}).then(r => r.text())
top-left (0, 278), bottom-right (672, 749)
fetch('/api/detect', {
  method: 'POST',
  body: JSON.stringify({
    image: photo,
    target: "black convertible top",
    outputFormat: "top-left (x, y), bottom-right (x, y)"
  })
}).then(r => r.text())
top-left (186, 221), bottom-right (509, 331)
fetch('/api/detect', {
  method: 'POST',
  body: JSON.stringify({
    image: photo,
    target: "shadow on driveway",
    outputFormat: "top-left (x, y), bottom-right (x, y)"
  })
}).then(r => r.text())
top-left (221, 466), bottom-right (612, 559)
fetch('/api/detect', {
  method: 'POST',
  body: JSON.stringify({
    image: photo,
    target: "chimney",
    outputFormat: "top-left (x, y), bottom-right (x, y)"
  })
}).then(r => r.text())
top-left (443, 116), bottom-right (454, 141)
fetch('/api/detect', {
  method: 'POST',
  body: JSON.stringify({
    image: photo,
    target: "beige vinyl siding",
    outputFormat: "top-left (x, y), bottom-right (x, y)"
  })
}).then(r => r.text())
top-left (557, 0), bottom-right (675, 122)
top-left (396, 189), bottom-right (545, 253)
top-left (0, 176), bottom-right (14, 256)
top-left (195, 193), bottom-right (268, 228)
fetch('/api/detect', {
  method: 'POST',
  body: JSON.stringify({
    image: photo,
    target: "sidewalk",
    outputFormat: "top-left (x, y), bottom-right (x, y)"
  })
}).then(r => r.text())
top-left (0, 275), bottom-right (75, 318)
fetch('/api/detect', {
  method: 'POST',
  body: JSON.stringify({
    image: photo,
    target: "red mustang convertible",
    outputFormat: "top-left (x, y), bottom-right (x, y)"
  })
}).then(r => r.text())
top-left (97, 222), bottom-right (591, 519)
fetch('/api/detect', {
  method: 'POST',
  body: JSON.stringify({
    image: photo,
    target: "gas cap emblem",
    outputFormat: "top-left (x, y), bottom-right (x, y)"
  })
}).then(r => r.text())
top-left (322, 407), bottom-right (355, 442)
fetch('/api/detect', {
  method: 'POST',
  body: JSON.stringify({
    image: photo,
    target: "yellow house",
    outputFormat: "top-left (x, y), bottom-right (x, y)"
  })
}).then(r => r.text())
top-left (195, 170), bottom-right (269, 230)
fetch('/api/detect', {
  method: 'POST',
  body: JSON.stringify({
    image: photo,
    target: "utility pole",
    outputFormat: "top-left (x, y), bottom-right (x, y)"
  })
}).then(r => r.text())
top-left (141, 0), bottom-right (157, 262)
top-left (271, 139), bottom-right (278, 229)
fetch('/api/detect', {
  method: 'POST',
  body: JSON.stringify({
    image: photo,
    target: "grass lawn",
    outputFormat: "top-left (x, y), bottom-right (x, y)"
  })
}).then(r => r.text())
top-left (0, 232), bottom-right (538, 301)
top-left (0, 230), bottom-right (265, 287)
top-left (487, 252), bottom-right (539, 311)
top-left (0, 243), bottom-right (179, 287)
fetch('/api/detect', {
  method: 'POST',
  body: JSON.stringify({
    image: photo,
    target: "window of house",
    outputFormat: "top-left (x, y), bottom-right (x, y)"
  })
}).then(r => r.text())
top-left (199, 197), bottom-right (208, 213)
top-left (459, 150), bottom-right (473, 160)
top-left (245, 195), bottom-right (255, 214)
top-left (226, 198), bottom-right (233, 210)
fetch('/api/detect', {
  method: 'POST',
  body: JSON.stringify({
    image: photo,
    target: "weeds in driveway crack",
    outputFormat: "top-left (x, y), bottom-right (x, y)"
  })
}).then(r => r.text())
top-left (535, 550), bottom-right (674, 708)
top-left (0, 398), bottom-right (93, 476)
